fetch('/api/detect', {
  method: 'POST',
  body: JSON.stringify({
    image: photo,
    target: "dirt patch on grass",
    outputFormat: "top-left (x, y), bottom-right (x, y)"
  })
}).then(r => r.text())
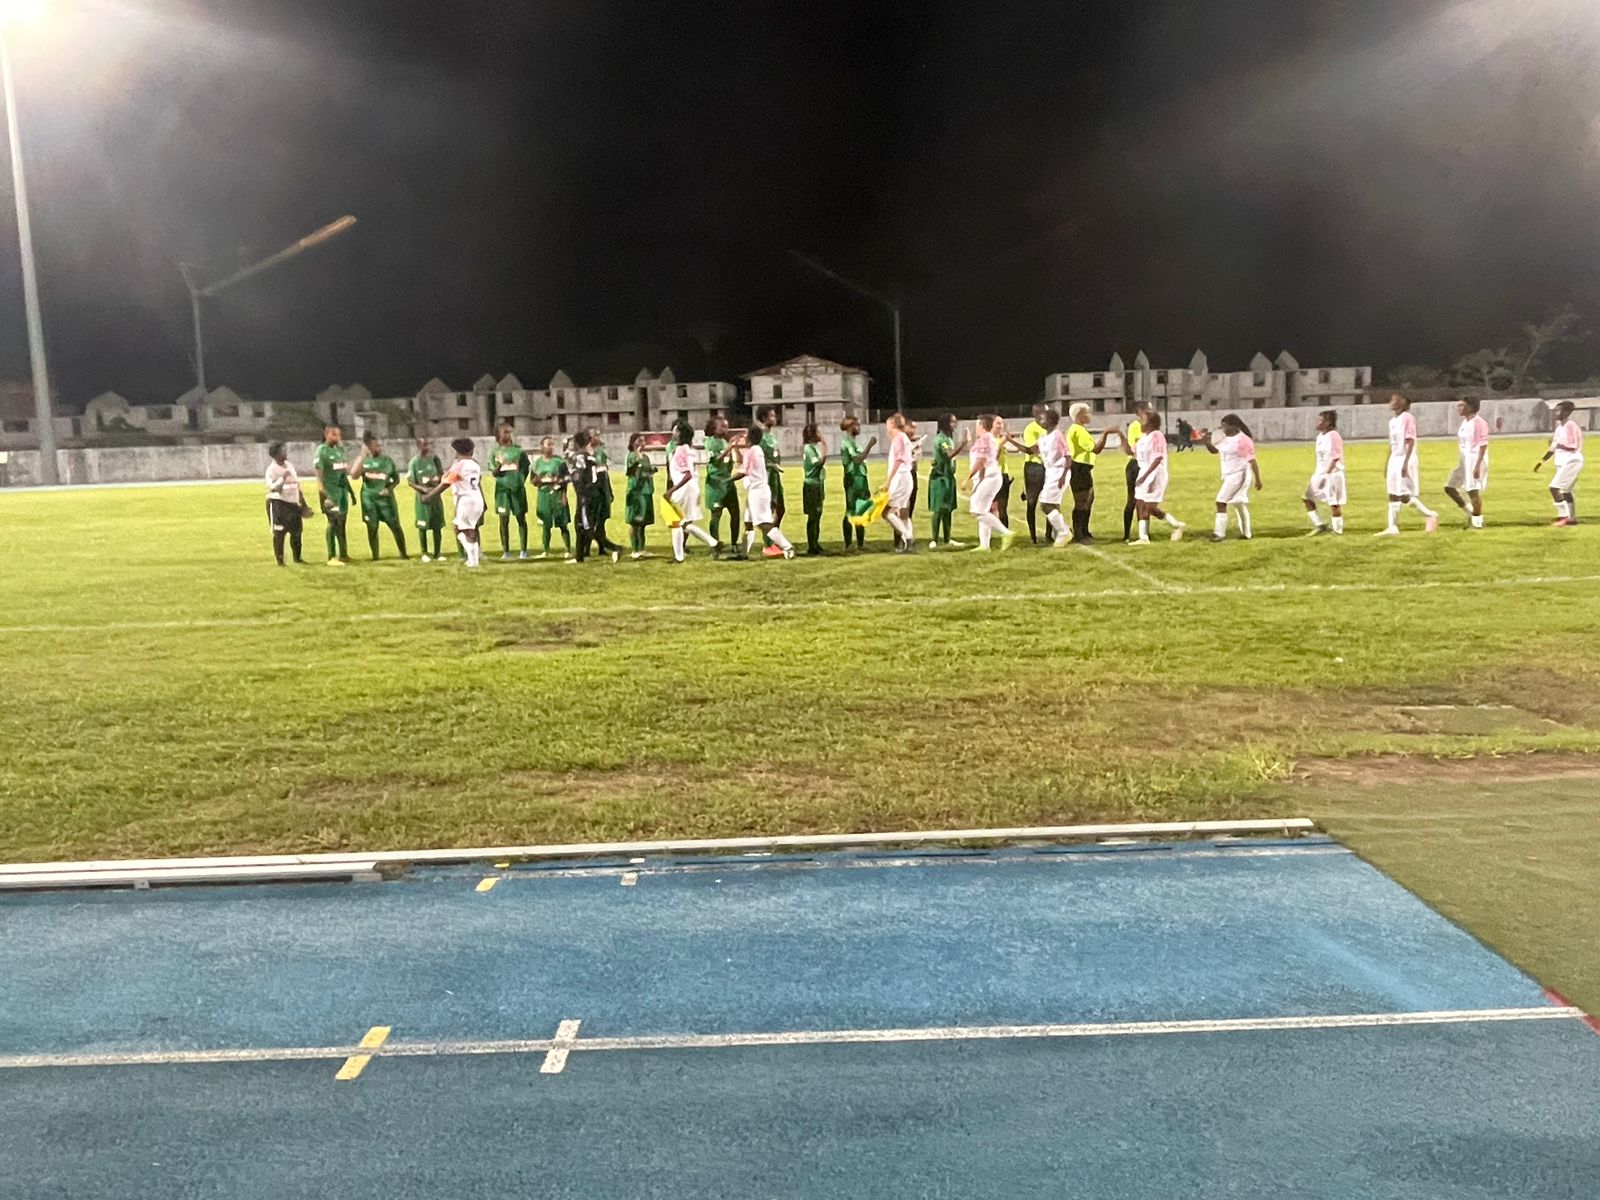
top-left (1298, 750), bottom-right (1600, 790)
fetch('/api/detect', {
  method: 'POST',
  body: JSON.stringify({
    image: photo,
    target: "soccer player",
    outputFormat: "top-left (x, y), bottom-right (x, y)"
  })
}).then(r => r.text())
top-left (664, 419), bottom-right (720, 563)
top-left (489, 424), bottom-right (530, 560)
top-left (1201, 414), bottom-right (1261, 541)
top-left (748, 405), bottom-right (786, 555)
top-left (1130, 410), bottom-right (1185, 544)
top-left (734, 422), bottom-right (795, 559)
top-left (355, 434), bottom-right (408, 560)
top-left (407, 437), bottom-right (446, 561)
top-left (418, 438), bottom-right (485, 567)
top-left (313, 425), bottom-right (353, 564)
top-left (966, 414), bottom-right (1014, 551)
top-left (1303, 410), bottom-right (1347, 536)
top-left (1066, 403), bottom-right (1111, 543)
top-left (624, 432), bottom-right (656, 559)
top-left (264, 442), bottom-right (308, 565)
top-left (531, 436), bottom-right (573, 559)
top-left (1012, 407), bottom-right (1072, 546)
top-left (1444, 397), bottom-right (1490, 529)
top-left (1376, 393), bottom-right (1439, 536)
top-left (1121, 402), bottom-right (1153, 542)
top-left (1020, 402), bottom-right (1048, 543)
top-left (568, 430), bottom-right (621, 563)
top-left (884, 413), bottom-right (922, 553)
top-left (1536, 400), bottom-right (1585, 526)
top-left (591, 428), bottom-right (615, 534)
top-left (702, 415), bottom-right (742, 558)
top-left (837, 414), bottom-right (876, 550)
top-left (927, 413), bottom-right (967, 549)
top-left (802, 423), bottom-right (827, 555)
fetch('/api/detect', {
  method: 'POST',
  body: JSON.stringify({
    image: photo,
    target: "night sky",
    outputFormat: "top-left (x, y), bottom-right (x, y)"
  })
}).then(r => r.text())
top-left (3, 0), bottom-right (1600, 408)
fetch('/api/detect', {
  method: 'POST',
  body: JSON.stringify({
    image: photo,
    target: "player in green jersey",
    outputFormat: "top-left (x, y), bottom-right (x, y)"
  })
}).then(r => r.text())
top-left (355, 434), bottom-right (408, 560)
top-left (406, 437), bottom-right (446, 562)
top-left (624, 432), bottom-right (656, 558)
top-left (801, 422), bottom-right (827, 555)
top-left (837, 414), bottom-right (877, 550)
top-left (530, 436), bottom-right (573, 559)
top-left (926, 413), bottom-right (969, 549)
top-left (702, 415), bottom-right (743, 559)
top-left (312, 425), bottom-right (354, 564)
top-left (489, 424), bottom-right (531, 560)
top-left (591, 429), bottom-right (616, 530)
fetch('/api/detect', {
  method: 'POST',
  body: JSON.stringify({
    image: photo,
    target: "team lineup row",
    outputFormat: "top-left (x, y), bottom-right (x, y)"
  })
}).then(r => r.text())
top-left (258, 396), bottom-right (1588, 566)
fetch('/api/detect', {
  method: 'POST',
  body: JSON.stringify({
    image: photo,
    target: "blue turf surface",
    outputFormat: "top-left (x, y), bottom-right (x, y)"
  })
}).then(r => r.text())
top-left (3, 839), bottom-right (1598, 1197)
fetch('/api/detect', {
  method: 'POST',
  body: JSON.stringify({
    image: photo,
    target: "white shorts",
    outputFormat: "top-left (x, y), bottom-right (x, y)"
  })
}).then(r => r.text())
top-left (671, 480), bottom-right (704, 524)
top-left (1133, 469), bottom-right (1167, 505)
top-left (888, 469), bottom-right (914, 507)
top-left (1039, 470), bottom-right (1068, 506)
top-left (1444, 458), bottom-right (1487, 493)
top-left (1216, 470), bottom-right (1252, 506)
top-left (743, 481), bottom-right (774, 526)
top-left (1385, 455), bottom-right (1419, 497)
top-left (1551, 457), bottom-right (1584, 491)
top-left (1305, 471), bottom-right (1347, 506)
top-left (969, 473), bottom-right (1003, 516)
top-left (453, 494), bottom-right (485, 531)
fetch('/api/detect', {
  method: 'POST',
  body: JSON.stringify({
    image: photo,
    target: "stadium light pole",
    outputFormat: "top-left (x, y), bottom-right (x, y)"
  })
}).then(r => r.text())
top-left (181, 214), bottom-right (357, 397)
top-left (1, 0), bottom-right (57, 483)
top-left (789, 250), bottom-right (904, 412)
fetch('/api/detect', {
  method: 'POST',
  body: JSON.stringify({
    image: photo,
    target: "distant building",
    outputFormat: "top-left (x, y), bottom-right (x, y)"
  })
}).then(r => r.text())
top-left (743, 354), bottom-right (869, 429)
top-left (646, 368), bottom-right (741, 433)
top-left (1045, 352), bottom-right (1372, 415)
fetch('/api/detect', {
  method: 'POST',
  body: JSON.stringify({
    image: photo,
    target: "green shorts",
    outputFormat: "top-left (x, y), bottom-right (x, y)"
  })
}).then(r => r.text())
top-left (359, 491), bottom-right (396, 525)
top-left (413, 497), bottom-right (445, 530)
top-left (802, 480), bottom-right (825, 517)
top-left (625, 488), bottom-right (655, 526)
top-left (927, 475), bottom-right (956, 515)
top-left (536, 489), bottom-right (569, 527)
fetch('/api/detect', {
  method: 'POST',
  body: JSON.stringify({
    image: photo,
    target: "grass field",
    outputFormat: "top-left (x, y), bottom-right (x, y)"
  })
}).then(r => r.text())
top-left (1, 434), bottom-right (1596, 867)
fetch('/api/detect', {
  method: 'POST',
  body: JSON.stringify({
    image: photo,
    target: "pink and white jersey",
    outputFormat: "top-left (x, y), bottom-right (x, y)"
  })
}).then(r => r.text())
top-left (444, 458), bottom-right (482, 501)
top-left (1314, 430), bottom-right (1344, 475)
top-left (1552, 420), bottom-right (1584, 465)
top-left (742, 443), bottom-right (768, 483)
top-left (1217, 432), bottom-right (1255, 477)
top-left (1136, 429), bottom-right (1167, 472)
top-left (264, 460), bottom-right (301, 504)
top-left (1458, 415), bottom-right (1489, 463)
top-left (888, 431), bottom-right (914, 478)
top-left (670, 442), bottom-right (696, 486)
top-left (1388, 411), bottom-right (1417, 458)
top-left (969, 431), bottom-right (997, 475)
top-left (1038, 427), bottom-right (1068, 472)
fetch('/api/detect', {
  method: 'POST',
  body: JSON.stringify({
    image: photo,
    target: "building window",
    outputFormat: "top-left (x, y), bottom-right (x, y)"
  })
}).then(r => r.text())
top-left (1059, 378), bottom-right (1071, 396)
top-left (215, 404), bottom-right (239, 418)
top-left (772, 384), bottom-right (783, 400)
top-left (637, 388), bottom-right (648, 403)
top-left (803, 382), bottom-right (814, 398)
top-left (499, 395), bottom-right (511, 407)
top-left (1155, 371), bottom-right (1167, 385)
top-left (152, 406), bottom-right (172, 420)
top-left (1093, 399), bottom-right (1105, 413)
top-left (556, 393), bottom-right (565, 410)
top-left (607, 412), bottom-right (620, 425)
top-left (457, 395), bottom-right (468, 408)
top-left (251, 405), bottom-right (265, 418)
top-left (607, 386), bottom-right (618, 400)
top-left (558, 415), bottom-right (567, 433)
top-left (457, 418), bottom-right (469, 431)
top-left (1092, 373), bottom-right (1104, 388)
top-left (1252, 372), bottom-right (1266, 387)
top-left (676, 385), bottom-right (687, 399)
top-left (1318, 369), bottom-right (1331, 384)
top-left (2, 419), bottom-right (27, 433)
top-left (504, 417), bottom-right (515, 428)
top-left (805, 402), bottom-right (816, 423)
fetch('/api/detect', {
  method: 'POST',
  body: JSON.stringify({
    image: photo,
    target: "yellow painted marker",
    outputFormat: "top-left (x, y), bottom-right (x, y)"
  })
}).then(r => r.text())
top-left (476, 877), bottom-right (499, 893)
top-left (334, 1025), bottom-right (391, 1081)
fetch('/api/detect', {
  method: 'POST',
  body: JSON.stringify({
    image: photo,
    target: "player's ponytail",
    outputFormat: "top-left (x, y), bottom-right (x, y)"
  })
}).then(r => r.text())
top-left (1233, 418), bottom-right (1254, 439)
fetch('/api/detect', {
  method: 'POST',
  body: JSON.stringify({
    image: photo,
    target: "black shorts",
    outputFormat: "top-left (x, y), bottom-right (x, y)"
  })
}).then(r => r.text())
top-left (1023, 461), bottom-right (1046, 499)
top-left (1070, 462), bottom-right (1095, 494)
top-left (267, 498), bottom-right (303, 534)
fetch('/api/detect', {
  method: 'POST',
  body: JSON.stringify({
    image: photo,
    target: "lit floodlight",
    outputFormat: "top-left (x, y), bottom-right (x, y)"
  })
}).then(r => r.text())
top-left (0, 0), bottom-right (45, 29)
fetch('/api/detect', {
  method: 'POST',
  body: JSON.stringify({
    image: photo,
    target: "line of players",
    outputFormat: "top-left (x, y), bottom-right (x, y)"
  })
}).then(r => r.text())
top-left (261, 396), bottom-right (1587, 565)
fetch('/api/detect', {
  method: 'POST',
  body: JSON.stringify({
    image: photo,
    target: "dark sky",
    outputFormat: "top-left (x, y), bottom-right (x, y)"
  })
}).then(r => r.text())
top-left (3, 0), bottom-right (1600, 408)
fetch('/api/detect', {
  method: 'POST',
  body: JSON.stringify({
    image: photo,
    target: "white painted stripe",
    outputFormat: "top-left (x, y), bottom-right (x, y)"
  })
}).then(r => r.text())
top-left (1, 572), bottom-right (1596, 638)
top-left (0, 862), bottom-right (378, 890)
top-left (540, 1019), bottom-right (583, 1075)
top-left (620, 871), bottom-right (638, 886)
top-left (1077, 544), bottom-right (1176, 591)
top-left (0, 818), bottom-right (1316, 877)
top-left (0, 1007), bottom-right (1579, 1072)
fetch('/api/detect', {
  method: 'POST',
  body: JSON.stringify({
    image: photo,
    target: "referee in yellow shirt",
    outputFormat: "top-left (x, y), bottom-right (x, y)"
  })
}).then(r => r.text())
top-left (1021, 402), bottom-right (1049, 543)
top-left (1122, 401), bottom-right (1153, 542)
top-left (1067, 402), bottom-right (1112, 543)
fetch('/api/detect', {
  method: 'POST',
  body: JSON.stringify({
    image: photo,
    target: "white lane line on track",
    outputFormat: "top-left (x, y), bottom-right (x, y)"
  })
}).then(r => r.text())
top-left (3, 573), bottom-right (1597, 637)
top-left (0, 1007), bottom-right (1580, 1072)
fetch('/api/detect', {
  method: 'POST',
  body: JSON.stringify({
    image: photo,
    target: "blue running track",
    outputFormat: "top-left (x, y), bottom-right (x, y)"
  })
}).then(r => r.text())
top-left (2, 838), bottom-right (1597, 1197)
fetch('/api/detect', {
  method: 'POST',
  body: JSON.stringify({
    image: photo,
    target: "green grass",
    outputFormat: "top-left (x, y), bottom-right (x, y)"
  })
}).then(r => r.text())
top-left (1, 435), bottom-right (1596, 866)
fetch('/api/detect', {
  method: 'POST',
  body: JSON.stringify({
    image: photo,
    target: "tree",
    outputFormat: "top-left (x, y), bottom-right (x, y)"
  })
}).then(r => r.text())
top-left (1446, 349), bottom-right (1515, 398)
top-left (1509, 303), bottom-right (1585, 393)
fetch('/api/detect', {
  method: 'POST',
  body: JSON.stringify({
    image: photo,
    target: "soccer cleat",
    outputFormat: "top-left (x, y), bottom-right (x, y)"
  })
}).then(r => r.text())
top-left (1170, 526), bottom-right (1184, 542)
top-left (1208, 534), bottom-right (1226, 543)
top-left (928, 541), bottom-right (939, 551)
top-left (326, 558), bottom-right (345, 566)
top-left (783, 546), bottom-right (795, 560)
top-left (611, 550), bottom-right (621, 563)
top-left (1424, 514), bottom-right (1439, 534)
top-left (1304, 526), bottom-right (1326, 537)
top-left (944, 539), bottom-right (968, 550)
top-left (566, 557), bottom-right (581, 565)
top-left (999, 534), bottom-right (1015, 552)
top-left (1053, 534), bottom-right (1072, 548)
top-left (1132, 536), bottom-right (1152, 546)
top-left (420, 554), bottom-right (433, 563)
top-left (1374, 527), bottom-right (1399, 537)
top-left (1555, 517), bottom-right (1577, 527)
top-left (761, 545), bottom-right (785, 558)
top-left (534, 551), bottom-right (548, 560)
top-left (519, 551), bottom-right (530, 561)
top-left (501, 552), bottom-right (511, 562)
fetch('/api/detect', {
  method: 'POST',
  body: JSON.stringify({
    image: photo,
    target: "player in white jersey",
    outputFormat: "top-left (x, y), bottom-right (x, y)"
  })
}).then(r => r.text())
top-left (1376, 394), bottom-right (1438, 536)
top-left (1009, 408), bottom-right (1072, 546)
top-left (662, 420), bottom-right (720, 562)
top-left (1301, 410), bottom-right (1347, 536)
top-left (1443, 396), bottom-right (1490, 529)
top-left (417, 437), bottom-right (486, 567)
top-left (1535, 400), bottom-right (1585, 526)
top-left (733, 423), bottom-right (795, 558)
top-left (965, 414), bottom-right (1014, 550)
top-left (883, 413), bottom-right (923, 553)
top-left (1130, 410), bottom-right (1185, 544)
top-left (1201, 414), bottom-right (1261, 541)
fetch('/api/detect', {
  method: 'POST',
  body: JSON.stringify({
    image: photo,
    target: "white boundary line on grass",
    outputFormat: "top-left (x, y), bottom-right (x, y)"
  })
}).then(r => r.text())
top-left (3, 572), bottom-right (1598, 637)
top-left (1076, 544), bottom-right (1178, 591)
top-left (0, 1006), bottom-right (1581, 1072)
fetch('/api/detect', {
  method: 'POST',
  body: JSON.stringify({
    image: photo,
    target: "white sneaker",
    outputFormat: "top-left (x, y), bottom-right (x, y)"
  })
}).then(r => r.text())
top-left (783, 546), bottom-right (795, 560)
top-left (944, 539), bottom-right (968, 550)
top-left (533, 551), bottom-right (548, 560)
top-left (610, 550), bottom-right (621, 563)
top-left (1374, 527), bottom-right (1399, 537)
top-left (1132, 536), bottom-right (1152, 545)
top-left (928, 541), bottom-right (939, 551)
top-left (1170, 525), bottom-right (1185, 542)
top-left (420, 554), bottom-right (432, 563)
top-left (500, 552), bottom-right (511, 562)
top-left (629, 551), bottom-right (643, 560)
top-left (1052, 534), bottom-right (1071, 548)
top-left (518, 551), bottom-right (529, 561)
top-left (565, 557), bottom-right (580, 565)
